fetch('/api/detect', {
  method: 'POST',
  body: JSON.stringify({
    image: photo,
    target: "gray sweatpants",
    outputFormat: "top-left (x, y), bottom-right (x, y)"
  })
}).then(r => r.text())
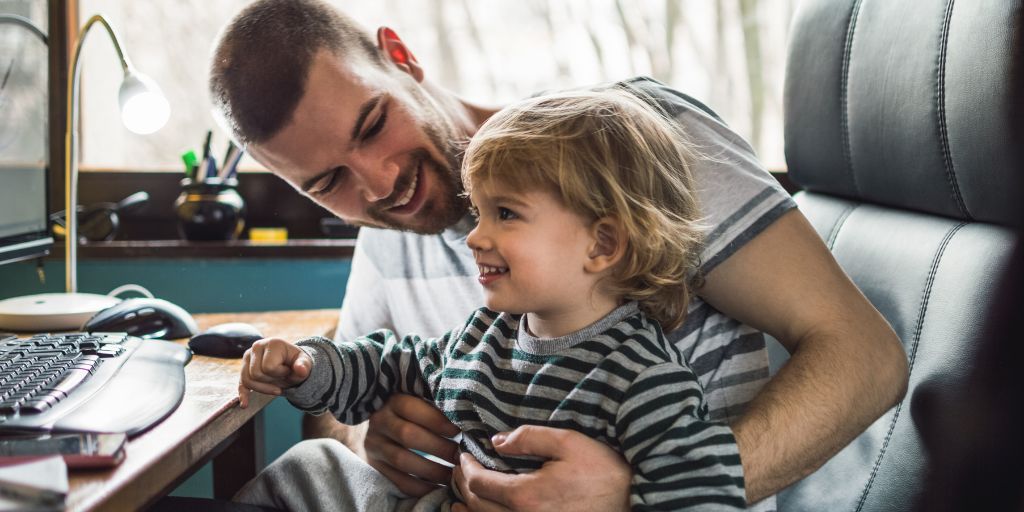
top-left (233, 439), bottom-right (452, 512)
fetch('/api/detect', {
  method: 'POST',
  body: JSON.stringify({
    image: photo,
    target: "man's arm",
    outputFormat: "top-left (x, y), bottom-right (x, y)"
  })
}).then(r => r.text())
top-left (697, 208), bottom-right (909, 502)
top-left (452, 208), bottom-right (908, 509)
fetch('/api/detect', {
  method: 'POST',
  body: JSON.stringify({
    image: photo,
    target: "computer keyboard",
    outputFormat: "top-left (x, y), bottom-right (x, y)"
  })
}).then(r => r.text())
top-left (0, 332), bottom-right (190, 437)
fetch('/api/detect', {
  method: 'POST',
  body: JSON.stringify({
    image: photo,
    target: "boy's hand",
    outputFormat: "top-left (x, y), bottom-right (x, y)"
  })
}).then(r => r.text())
top-left (238, 338), bottom-right (312, 408)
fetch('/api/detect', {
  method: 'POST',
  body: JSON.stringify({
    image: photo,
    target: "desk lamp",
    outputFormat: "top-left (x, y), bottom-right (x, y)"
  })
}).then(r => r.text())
top-left (0, 14), bottom-right (169, 331)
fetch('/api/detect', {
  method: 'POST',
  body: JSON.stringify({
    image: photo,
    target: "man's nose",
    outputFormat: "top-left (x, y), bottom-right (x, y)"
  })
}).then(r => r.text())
top-left (352, 153), bottom-right (399, 203)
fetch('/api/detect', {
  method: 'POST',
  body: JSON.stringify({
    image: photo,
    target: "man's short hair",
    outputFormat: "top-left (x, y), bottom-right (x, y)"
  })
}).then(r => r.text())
top-left (209, 0), bottom-right (384, 144)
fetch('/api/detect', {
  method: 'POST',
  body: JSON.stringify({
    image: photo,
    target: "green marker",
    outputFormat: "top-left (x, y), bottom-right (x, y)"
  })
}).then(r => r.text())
top-left (182, 150), bottom-right (198, 179)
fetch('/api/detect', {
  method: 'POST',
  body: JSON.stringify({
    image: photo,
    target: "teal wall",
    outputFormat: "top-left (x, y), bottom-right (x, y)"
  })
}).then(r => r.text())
top-left (0, 258), bottom-right (350, 313)
top-left (0, 257), bottom-right (351, 498)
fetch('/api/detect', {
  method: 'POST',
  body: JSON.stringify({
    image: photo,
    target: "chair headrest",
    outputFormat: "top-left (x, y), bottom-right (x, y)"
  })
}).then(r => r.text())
top-left (784, 0), bottom-right (1023, 226)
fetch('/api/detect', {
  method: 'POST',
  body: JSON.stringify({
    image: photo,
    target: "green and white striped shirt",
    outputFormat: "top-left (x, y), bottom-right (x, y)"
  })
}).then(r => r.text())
top-left (288, 302), bottom-right (746, 510)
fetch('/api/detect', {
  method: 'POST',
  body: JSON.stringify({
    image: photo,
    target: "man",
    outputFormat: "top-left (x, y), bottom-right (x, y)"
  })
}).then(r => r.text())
top-left (210, 0), bottom-right (908, 509)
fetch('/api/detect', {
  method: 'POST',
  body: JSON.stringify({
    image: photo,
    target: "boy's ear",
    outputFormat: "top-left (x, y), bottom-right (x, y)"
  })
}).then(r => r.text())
top-left (376, 27), bottom-right (424, 82)
top-left (585, 217), bottom-right (626, 274)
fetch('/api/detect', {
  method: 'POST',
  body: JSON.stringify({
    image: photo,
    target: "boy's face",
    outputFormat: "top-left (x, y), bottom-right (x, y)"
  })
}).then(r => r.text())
top-left (247, 51), bottom-right (467, 234)
top-left (466, 183), bottom-right (600, 318)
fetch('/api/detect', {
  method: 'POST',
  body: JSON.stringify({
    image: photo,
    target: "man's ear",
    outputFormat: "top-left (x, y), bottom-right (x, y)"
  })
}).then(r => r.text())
top-left (376, 27), bottom-right (424, 82)
top-left (585, 217), bottom-right (626, 274)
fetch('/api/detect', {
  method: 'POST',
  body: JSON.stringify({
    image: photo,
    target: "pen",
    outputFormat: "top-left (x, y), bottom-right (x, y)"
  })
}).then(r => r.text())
top-left (218, 143), bottom-right (235, 180)
top-left (199, 130), bottom-right (213, 183)
top-left (204, 154), bottom-right (218, 181)
top-left (181, 150), bottom-right (198, 180)
top-left (228, 147), bottom-right (244, 180)
top-left (222, 140), bottom-right (236, 172)
top-left (201, 130), bottom-right (212, 162)
top-left (221, 145), bottom-right (244, 181)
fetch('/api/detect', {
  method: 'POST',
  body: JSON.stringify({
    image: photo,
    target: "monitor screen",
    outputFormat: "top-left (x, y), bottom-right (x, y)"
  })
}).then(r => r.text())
top-left (0, 165), bottom-right (51, 265)
top-left (0, 8), bottom-right (52, 266)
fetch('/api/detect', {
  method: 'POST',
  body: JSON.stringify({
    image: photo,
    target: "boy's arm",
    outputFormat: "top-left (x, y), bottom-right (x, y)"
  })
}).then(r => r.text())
top-left (285, 329), bottom-right (451, 424)
top-left (616, 364), bottom-right (746, 510)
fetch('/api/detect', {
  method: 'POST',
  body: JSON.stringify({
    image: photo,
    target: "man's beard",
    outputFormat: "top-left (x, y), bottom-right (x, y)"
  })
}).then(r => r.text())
top-left (361, 147), bottom-right (468, 235)
top-left (349, 82), bottom-right (470, 235)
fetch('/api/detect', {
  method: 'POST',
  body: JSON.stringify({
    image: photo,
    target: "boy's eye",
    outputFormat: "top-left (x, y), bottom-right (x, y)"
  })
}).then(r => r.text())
top-left (498, 207), bottom-right (517, 221)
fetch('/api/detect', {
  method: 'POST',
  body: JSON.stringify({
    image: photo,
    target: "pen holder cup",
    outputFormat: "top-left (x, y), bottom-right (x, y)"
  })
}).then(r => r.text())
top-left (174, 179), bottom-right (246, 241)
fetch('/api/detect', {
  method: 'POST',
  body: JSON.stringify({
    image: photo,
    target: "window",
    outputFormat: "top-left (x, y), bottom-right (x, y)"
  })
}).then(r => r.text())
top-left (0, 1), bottom-right (47, 167)
top-left (79, 0), bottom-right (795, 171)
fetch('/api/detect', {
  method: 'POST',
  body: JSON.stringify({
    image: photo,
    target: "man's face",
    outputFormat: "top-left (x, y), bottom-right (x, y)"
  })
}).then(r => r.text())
top-left (248, 50), bottom-right (468, 234)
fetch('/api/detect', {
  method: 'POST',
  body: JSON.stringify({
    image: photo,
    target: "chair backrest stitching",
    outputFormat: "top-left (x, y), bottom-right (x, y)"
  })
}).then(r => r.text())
top-left (853, 222), bottom-right (968, 511)
top-left (826, 203), bottom-right (860, 250)
top-left (841, 0), bottom-right (866, 197)
top-left (937, 0), bottom-right (971, 219)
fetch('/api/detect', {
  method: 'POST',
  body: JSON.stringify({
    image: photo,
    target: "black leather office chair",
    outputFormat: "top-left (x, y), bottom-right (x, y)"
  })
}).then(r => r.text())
top-left (775, 1), bottom-right (1022, 510)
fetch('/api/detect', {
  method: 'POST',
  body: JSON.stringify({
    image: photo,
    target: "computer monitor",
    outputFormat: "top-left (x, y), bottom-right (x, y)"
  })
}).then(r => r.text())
top-left (0, 11), bottom-right (52, 267)
top-left (0, 165), bottom-right (52, 266)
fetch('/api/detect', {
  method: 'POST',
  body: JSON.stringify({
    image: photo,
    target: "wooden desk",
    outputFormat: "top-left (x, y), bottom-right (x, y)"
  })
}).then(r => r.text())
top-left (66, 309), bottom-right (338, 511)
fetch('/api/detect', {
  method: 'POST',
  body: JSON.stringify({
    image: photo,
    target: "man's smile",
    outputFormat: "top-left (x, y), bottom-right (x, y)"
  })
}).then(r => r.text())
top-left (389, 170), bottom-right (418, 208)
top-left (381, 157), bottom-right (426, 216)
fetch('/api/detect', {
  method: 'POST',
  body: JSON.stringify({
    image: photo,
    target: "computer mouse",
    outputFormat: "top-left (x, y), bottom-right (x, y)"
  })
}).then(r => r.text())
top-left (188, 322), bottom-right (264, 358)
top-left (83, 298), bottom-right (199, 340)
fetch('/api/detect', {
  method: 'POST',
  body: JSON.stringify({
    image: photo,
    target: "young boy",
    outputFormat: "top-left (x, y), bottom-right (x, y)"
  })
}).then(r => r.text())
top-left (235, 86), bottom-right (746, 511)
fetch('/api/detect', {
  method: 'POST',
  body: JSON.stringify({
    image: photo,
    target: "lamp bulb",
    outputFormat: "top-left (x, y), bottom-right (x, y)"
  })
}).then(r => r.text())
top-left (119, 72), bottom-right (170, 135)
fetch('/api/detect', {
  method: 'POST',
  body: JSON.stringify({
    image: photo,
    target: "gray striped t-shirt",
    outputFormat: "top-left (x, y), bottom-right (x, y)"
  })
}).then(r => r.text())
top-left (336, 77), bottom-right (797, 423)
top-left (293, 302), bottom-right (746, 510)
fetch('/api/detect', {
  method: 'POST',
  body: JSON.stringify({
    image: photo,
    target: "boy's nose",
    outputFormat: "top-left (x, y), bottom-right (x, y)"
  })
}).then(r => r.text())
top-left (466, 224), bottom-right (490, 251)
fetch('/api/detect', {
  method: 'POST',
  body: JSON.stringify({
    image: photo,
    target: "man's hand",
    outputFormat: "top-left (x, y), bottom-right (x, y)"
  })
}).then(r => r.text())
top-left (238, 338), bottom-right (312, 408)
top-left (363, 394), bottom-right (461, 497)
top-left (451, 425), bottom-right (631, 512)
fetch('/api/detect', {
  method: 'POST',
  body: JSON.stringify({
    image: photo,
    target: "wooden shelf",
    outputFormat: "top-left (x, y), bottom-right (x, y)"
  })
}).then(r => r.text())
top-left (53, 239), bottom-right (356, 259)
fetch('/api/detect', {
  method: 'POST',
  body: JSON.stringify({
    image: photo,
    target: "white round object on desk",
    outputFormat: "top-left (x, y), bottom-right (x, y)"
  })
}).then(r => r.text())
top-left (0, 292), bottom-right (120, 331)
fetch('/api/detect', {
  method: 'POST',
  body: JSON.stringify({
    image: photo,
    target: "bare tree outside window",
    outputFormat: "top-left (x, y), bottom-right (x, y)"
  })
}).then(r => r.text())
top-left (0, 0), bottom-right (47, 166)
top-left (79, 0), bottom-right (792, 171)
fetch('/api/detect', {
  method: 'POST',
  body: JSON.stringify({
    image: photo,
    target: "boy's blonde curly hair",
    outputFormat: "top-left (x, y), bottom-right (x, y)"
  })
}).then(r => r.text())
top-left (462, 85), bottom-right (704, 331)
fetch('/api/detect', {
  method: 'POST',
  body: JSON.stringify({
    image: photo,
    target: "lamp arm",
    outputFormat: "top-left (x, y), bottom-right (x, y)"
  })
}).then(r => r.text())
top-left (65, 14), bottom-right (134, 294)
top-left (0, 14), bottom-right (48, 44)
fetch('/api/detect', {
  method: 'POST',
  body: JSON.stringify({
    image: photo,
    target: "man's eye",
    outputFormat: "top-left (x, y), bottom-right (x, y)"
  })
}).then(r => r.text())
top-left (498, 207), bottom-right (517, 221)
top-left (311, 169), bottom-right (340, 196)
top-left (363, 109), bottom-right (388, 140)
top-left (468, 205), bottom-right (480, 219)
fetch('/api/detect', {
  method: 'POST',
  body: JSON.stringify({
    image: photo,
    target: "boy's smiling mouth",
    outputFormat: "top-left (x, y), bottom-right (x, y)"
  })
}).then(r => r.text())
top-left (477, 264), bottom-right (508, 286)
